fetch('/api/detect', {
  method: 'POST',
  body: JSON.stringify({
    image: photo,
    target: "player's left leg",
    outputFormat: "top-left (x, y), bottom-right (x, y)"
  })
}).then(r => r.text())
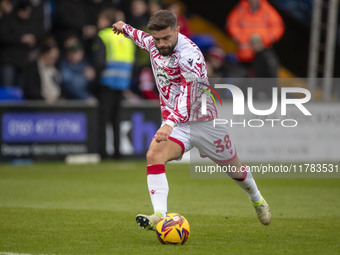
top-left (217, 155), bottom-right (262, 204)
top-left (216, 156), bottom-right (271, 226)
top-left (191, 121), bottom-right (271, 225)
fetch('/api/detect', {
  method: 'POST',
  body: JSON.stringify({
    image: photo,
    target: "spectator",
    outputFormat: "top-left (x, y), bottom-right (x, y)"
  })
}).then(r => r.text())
top-left (205, 46), bottom-right (230, 78)
top-left (0, 0), bottom-right (44, 86)
top-left (86, 0), bottom-right (118, 27)
top-left (127, 0), bottom-right (150, 96)
top-left (165, 2), bottom-right (192, 38)
top-left (30, 0), bottom-right (55, 34)
top-left (0, 0), bottom-right (13, 18)
top-left (149, 0), bottom-right (161, 15)
top-left (128, 0), bottom-right (149, 29)
top-left (226, 0), bottom-right (285, 64)
top-left (0, 0), bottom-right (14, 82)
top-left (53, 0), bottom-right (90, 54)
top-left (248, 34), bottom-right (279, 100)
top-left (82, 0), bottom-right (119, 57)
top-left (23, 35), bottom-right (61, 104)
top-left (59, 35), bottom-right (96, 103)
top-left (93, 8), bottom-right (135, 159)
top-left (249, 34), bottom-right (279, 78)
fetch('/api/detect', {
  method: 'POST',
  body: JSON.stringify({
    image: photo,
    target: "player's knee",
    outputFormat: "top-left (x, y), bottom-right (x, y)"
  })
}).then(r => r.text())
top-left (146, 149), bottom-right (162, 165)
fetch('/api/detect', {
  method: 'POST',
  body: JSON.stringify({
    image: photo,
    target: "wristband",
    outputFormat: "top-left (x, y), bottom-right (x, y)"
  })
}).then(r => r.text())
top-left (165, 119), bottom-right (176, 128)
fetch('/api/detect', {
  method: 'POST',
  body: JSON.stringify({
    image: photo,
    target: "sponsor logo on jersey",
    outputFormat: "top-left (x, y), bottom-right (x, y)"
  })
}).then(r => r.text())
top-left (156, 66), bottom-right (171, 87)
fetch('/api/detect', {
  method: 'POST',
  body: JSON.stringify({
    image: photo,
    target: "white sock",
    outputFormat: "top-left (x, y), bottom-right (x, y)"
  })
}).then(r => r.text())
top-left (147, 164), bottom-right (168, 217)
top-left (234, 164), bottom-right (262, 203)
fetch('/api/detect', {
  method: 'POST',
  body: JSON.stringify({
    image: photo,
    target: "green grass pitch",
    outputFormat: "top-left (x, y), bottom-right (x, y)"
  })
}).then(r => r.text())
top-left (0, 161), bottom-right (339, 255)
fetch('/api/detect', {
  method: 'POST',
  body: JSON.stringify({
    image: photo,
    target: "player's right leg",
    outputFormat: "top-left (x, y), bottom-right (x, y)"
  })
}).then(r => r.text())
top-left (136, 138), bottom-right (183, 230)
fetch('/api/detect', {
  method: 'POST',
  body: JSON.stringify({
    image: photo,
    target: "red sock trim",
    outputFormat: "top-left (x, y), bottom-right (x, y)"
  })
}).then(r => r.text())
top-left (147, 164), bottom-right (165, 175)
top-left (233, 164), bottom-right (248, 182)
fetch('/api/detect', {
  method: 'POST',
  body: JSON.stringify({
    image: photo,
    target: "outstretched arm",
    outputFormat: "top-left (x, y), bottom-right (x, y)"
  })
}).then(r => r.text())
top-left (112, 21), bottom-right (126, 35)
top-left (112, 21), bottom-right (153, 52)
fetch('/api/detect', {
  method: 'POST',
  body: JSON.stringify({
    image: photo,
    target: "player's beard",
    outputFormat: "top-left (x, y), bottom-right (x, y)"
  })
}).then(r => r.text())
top-left (157, 42), bottom-right (176, 56)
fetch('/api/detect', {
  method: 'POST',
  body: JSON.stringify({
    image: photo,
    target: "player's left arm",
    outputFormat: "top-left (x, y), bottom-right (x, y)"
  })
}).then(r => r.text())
top-left (154, 124), bottom-right (173, 143)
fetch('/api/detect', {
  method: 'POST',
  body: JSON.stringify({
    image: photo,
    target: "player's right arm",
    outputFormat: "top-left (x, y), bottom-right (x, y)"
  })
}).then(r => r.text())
top-left (112, 21), bottom-right (153, 52)
top-left (112, 21), bottom-right (126, 35)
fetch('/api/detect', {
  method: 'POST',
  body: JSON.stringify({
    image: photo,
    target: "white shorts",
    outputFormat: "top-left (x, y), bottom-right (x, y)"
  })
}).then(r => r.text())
top-left (165, 121), bottom-right (237, 163)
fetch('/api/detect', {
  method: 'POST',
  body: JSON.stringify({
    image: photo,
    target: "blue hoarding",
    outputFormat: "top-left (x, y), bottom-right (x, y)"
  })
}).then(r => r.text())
top-left (2, 113), bottom-right (87, 142)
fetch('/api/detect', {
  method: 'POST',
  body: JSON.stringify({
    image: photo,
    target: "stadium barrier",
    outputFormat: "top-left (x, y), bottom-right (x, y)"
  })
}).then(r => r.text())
top-left (0, 100), bottom-right (161, 162)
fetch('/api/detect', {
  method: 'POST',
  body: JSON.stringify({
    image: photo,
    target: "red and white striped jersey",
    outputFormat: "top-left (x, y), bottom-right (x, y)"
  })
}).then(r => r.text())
top-left (122, 24), bottom-right (217, 126)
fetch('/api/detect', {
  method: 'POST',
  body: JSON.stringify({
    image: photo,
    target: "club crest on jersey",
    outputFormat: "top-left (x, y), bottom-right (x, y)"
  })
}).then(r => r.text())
top-left (156, 66), bottom-right (170, 87)
top-left (169, 55), bottom-right (176, 67)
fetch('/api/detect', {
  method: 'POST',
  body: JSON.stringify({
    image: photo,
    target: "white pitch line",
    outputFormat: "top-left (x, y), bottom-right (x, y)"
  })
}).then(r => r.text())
top-left (0, 253), bottom-right (31, 255)
top-left (0, 252), bottom-right (54, 255)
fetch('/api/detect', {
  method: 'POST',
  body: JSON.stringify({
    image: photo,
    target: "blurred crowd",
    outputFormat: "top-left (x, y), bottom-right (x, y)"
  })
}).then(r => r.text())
top-left (0, 0), bottom-right (200, 103)
top-left (0, 0), bottom-right (160, 103)
top-left (0, 0), bottom-right (288, 103)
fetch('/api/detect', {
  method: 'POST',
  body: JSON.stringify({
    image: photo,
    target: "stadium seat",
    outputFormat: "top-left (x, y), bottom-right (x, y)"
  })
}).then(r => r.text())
top-left (0, 86), bottom-right (24, 101)
top-left (190, 34), bottom-right (216, 51)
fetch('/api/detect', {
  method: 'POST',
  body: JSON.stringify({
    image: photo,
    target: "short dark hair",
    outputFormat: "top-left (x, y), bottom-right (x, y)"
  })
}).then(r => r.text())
top-left (147, 10), bottom-right (177, 31)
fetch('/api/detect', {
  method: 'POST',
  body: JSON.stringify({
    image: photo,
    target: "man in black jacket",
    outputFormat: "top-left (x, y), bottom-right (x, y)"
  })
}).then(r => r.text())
top-left (249, 34), bottom-right (279, 100)
top-left (0, 0), bottom-right (44, 86)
